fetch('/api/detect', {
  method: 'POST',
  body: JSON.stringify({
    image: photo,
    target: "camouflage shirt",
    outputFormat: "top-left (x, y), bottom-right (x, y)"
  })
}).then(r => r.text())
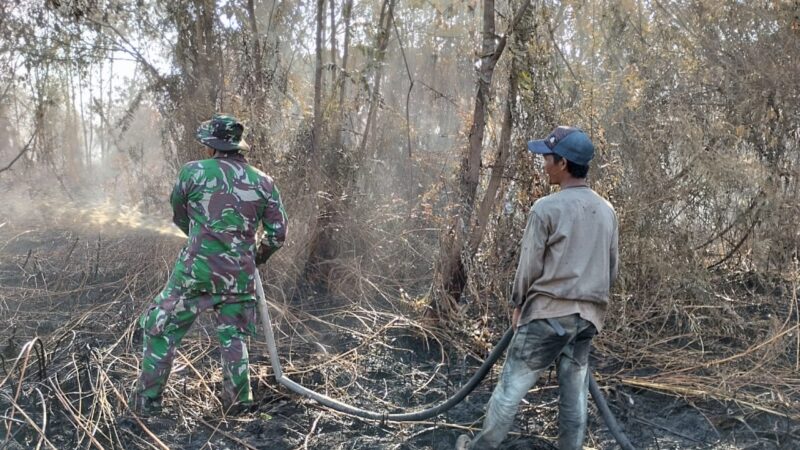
top-left (169, 152), bottom-right (287, 294)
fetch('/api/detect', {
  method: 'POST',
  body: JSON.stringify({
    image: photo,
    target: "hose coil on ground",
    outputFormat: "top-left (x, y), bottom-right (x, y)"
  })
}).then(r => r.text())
top-left (255, 270), bottom-right (635, 448)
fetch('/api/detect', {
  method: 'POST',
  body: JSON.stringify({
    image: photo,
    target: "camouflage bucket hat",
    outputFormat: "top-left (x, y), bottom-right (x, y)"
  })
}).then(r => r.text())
top-left (195, 114), bottom-right (250, 152)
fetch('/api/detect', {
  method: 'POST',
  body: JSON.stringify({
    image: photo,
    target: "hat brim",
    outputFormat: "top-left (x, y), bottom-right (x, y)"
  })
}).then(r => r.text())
top-left (200, 138), bottom-right (250, 152)
top-left (527, 139), bottom-right (553, 155)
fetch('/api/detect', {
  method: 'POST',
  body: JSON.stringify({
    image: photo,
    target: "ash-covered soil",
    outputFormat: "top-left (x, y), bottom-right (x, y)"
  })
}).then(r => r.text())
top-left (1, 225), bottom-right (797, 449)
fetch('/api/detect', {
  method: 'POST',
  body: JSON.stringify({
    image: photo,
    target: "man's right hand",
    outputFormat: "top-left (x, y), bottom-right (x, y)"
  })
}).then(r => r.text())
top-left (512, 306), bottom-right (521, 329)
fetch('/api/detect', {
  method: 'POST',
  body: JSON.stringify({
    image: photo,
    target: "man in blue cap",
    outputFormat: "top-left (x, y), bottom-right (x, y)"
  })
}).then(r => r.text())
top-left (457, 127), bottom-right (619, 449)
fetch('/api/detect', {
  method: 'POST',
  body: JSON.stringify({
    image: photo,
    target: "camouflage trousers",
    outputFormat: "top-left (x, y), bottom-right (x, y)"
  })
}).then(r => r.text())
top-left (135, 281), bottom-right (257, 408)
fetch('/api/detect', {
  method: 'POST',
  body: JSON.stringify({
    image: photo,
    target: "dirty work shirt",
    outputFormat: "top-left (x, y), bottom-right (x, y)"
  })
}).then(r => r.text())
top-left (170, 152), bottom-right (287, 294)
top-left (512, 186), bottom-right (618, 331)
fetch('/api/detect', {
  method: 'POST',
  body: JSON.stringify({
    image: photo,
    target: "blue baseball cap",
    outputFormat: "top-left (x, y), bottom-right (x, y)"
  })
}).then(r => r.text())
top-left (527, 126), bottom-right (595, 166)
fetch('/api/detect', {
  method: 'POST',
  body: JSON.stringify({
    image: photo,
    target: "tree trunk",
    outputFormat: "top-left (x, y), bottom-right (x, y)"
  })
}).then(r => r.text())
top-left (392, 16), bottom-right (415, 201)
top-left (246, 0), bottom-right (264, 102)
top-left (329, 0), bottom-right (337, 88)
top-left (168, 0), bottom-right (223, 163)
top-left (334, 0), bottom-right (352, 145)
top-left (305, 0), bottom-right (395, 283)
top-left (312, 0), bottom-right (326, 154)
top-left (356, 0), bottom-right (397, 159)
top-left (431, 0), bottom-right (532, 318)
top-left (304, 0), bottom-right (336, 281)
top-left (468, 68), bottom-right (519, 254)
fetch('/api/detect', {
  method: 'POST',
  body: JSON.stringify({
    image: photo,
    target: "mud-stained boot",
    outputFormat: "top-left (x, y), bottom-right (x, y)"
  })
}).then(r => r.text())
top-left (128, 393), bottom-right (163, 417)
top-left (223, 400), bottom-right (257, 416)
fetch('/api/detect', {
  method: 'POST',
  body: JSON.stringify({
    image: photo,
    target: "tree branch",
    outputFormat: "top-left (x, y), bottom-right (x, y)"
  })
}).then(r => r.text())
top-left (0, 132), bottom-right (37, 175)
top-left (392, 13), bottom-right (414, 158)
top-left (82, 16), bottom-right (167, 86)
top-left (488, 0), bottom-right (533, 69)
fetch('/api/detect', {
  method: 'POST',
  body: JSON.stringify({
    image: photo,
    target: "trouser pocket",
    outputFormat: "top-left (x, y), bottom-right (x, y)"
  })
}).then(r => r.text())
top-left (140, 305), bottom-right (171, 336)
top-left (517, 319), bottom-right (570, 371)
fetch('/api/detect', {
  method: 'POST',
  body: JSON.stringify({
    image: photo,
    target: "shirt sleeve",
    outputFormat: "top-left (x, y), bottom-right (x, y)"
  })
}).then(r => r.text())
top-left (511, 205), bottom-right (548, 307)
top-left (609, 213), bottom-right (619, 289)
top-left (260, 181), bottom-right (288, 254)
top-left (170, 166), bottom-right (191, 236)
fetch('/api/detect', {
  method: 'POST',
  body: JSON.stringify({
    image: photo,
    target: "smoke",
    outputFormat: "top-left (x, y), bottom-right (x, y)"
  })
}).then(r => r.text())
top-left (0, 185), bottom-right (185, 239)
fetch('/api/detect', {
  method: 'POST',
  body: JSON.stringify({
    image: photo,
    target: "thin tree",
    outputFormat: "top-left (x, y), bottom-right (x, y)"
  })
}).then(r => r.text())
top-left (312, 0), bottom-right (326, 154)
top-left (431, 0), bottom-right (532, 317)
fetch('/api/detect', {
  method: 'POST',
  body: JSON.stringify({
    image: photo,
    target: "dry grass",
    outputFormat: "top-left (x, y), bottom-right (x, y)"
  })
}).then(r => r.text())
top-left (1, 188), bottom-right (799, 449)
top-left (0, 219), bottom-right (471, 449)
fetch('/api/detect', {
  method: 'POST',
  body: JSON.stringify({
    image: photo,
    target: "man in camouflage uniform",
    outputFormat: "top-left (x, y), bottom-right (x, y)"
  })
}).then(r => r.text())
top-left (131, 114), bottom-right (287, 416)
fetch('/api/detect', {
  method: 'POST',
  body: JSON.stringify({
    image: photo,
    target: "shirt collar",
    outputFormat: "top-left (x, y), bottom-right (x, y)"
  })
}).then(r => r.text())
top-left (213, 152), bottom-right (247, 163)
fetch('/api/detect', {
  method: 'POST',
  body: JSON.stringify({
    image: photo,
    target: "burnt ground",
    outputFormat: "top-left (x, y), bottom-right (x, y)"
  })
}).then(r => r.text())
top-left (1, 224), bottom-right (798, 449)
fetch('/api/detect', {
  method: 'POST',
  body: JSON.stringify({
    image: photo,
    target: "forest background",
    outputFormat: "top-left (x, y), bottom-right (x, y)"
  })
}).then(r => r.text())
top-left (1, 0), bottom-right (799, 448)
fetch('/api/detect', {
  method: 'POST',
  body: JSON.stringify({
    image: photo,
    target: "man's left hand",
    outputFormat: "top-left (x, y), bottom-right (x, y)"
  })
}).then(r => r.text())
top-left (255, 244), bottom-right (275, 265)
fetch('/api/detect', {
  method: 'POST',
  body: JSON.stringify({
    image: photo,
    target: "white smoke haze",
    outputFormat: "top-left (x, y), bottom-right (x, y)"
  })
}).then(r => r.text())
top-left (0, 184), bottom-right (185, 240)
top-left (0, 95), bottom-right (185, 238)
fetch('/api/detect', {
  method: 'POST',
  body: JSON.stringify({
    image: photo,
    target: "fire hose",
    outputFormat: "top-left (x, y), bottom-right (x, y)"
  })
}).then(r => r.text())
top-left (255, 270), bottom-right (635, 449)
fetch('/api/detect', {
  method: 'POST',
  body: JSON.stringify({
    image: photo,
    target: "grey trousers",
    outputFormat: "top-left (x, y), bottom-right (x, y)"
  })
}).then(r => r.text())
top-left (469, 314), bottom-right (597, 450)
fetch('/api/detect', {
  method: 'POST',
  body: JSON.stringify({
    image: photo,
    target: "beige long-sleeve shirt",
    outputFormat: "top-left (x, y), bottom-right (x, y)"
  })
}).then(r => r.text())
top-left (512, 186), bottom-right (618, 331)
